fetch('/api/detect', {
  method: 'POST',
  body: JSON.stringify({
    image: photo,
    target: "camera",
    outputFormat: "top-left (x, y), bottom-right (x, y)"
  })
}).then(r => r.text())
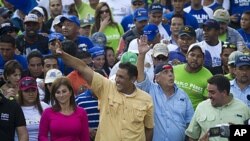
top-left (209, 124), bottom-right (230, 138)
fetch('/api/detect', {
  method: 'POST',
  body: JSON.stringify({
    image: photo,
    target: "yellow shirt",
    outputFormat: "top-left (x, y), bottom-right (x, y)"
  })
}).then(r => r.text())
top-left (91, 73), bottom-right (154, 141)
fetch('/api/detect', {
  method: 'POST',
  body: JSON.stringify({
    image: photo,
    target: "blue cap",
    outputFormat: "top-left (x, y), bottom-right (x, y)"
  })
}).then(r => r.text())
top-left (235, 55), bottom-right (250, 67)
top-left (149, 3), bottom-right (163, 13)
top-left (202, 19), bottom-right (220, 30)
top-left (60, 15), bottom-right (80, 27)
top-left (88, 46), bottom-right (105, 58)
top-left (143, 24), bottom-right (159, 42)
top-left (134, 8), bottom-right (148, 22)
top-left (154, 63), bottom-right (173, 74)
top-left (48, 33), bottom-right (64, 42)
top-left (91, 32), bottom-right (107, 47)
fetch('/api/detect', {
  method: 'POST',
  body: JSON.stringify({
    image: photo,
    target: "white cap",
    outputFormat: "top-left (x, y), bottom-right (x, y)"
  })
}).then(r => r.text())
top-left (152, 43), bottom-right (169, 57)
top-left (24, 13), bottom-right (39, 23)
top-left (45, 69), bottom-right (63, 84)
top-left (32, 6), bottom-right (45, 16)
top-left (187, 43), bottom-right (205, 54)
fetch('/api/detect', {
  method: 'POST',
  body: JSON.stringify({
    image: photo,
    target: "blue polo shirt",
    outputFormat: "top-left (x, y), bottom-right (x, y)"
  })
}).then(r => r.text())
top-left (136, 74), bottom-right (194, 141)
top-left (75, 89), bottom-right (99, 129)
top-left (164, 11), bottom-right (199, 29)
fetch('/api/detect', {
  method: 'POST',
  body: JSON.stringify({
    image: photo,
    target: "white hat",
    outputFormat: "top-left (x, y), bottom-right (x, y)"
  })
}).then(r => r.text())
top-left (188, 43), bottom-right (205, 54)
top-left (24, 13), bottom-right (39, 23)
top-left (32, 6), bottom-right (45, 17)
top-left (45, 69), bottom-right (63, 84)
top-left (152, 43), bottom-right (169, 57)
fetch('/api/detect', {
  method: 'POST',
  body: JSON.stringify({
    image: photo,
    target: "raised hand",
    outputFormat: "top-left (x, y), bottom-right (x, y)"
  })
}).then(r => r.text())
top-left (137, 35), bottom-right (151, 55)
top-left (49, 40), bottom-right (63, 55)
top-left (99, 16), bottom-right (111, 31)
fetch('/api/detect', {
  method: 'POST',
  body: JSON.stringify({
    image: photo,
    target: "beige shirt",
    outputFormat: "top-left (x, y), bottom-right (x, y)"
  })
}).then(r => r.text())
top-left (92, 73), bottom-right (154, 141)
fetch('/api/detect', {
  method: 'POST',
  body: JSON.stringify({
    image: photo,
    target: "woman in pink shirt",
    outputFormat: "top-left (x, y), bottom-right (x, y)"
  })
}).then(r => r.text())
top-left (38, 77), bottom-right (90, 141)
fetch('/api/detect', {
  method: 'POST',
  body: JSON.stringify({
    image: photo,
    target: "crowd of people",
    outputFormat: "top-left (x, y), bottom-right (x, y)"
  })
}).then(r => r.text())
top-left (0, 0), bottom-right (250, 141)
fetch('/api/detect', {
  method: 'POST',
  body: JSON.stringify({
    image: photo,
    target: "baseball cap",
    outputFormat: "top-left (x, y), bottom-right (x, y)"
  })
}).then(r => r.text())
top-left (149, 3), bottom-right (163, 14)
top-left (24, 13), bottom-right (39, 23)
top-left (80, 18), bottom-right (94, 28)
top-left (178, 26), bottom-right (196, 37)
top-left (0, 7), bottom-right (12, 17)
top-left (31, 6), bottom-right (44, 17)
top-left (121, 52), bottom-right (138, 65)
top-left (228, 51), bottom-right (244, 65)
top-left (0, 21), bottom-right (19, 35)
top-left (48, 32), bottom-right (64, 42)
top-left (152, 43), bottom-right (169, 57)
top-left (202, 19), bottom-right (220, 30)
top-left (235, 55), bottom-right (250, 67)
top-left (187, 43), bottom-right (205, 54)
top-left (52, 15), bottom-right (63, 26)
top-left (88, 46), bottom-right (105, 58)
top-left (133, 8), bottom-right (148, 22)
top-left (91, 32), bottom-right (107, 47)
top-left (60, 15), bottom-right (80, 27)
top-left (45, 69), bottom-right (63, 84)
top-left (143, 24), bottom-right (159, 42)
top-left (19, 77), bottom-right (37, 91)
top-left (154, 63), bottom-right (173, 74)
top-left (131, 0), bottom-right (144, 3)
top-left (213, 9), bottom-right (230, 23)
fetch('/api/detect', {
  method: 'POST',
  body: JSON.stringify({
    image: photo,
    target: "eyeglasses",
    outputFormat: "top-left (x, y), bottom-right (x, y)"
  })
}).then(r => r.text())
top-left (100, 9), bottom-right (109, 14)
top-left (132, 2), bottom-right (144, 6)
top-left (154, 56), bottom-right (168, 61)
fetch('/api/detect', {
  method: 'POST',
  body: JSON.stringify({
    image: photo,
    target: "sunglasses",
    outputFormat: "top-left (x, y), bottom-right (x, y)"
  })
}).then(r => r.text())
top-left (100, 9), bottom-right (109, 14)
top-left (222, 43), bottom-right (236, 49)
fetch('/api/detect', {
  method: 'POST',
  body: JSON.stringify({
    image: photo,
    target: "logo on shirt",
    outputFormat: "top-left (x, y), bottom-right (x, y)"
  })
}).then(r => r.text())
top-left (1, 113), bottom-right (9, 121)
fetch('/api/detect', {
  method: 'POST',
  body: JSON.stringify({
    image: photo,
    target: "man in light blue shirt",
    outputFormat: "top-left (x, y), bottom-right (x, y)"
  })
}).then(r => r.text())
top-left (136, 35), bottom-right (194, 141)
top-left (230, 54), bottom-right (250, 107)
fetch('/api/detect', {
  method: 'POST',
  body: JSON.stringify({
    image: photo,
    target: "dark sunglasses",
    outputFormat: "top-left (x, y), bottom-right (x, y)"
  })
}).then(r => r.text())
top-left (100, 9), bottom-right (109, 14)
top-left (155, 56), bottom-right (168, 61)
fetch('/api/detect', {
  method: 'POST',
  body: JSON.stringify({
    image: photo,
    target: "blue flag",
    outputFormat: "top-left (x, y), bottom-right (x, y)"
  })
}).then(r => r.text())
top-left (6, 0), bottom-right (38, 15)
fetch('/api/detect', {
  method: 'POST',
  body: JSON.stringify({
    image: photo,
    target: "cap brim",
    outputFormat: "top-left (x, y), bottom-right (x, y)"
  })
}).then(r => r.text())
top-left (20, 86), bottom-right (37, 91)
top-left (153, 52), bottom-right (168, 58)
top-left (60, 17), bottom-right (79, 26)
top-left (179, 33), bottom-right (192, 37)
top-left (150, 10), bottom-right (162, 13)
top-left (236, 62), bottom-right (250, 67)
top-left (81, 24), bottom-right (91, 28)
top-left (136, 17), bottom-right (148, 22)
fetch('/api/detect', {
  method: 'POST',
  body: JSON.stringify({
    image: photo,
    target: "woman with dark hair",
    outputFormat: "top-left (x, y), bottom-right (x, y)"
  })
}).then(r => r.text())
top-left (91, 2), bottom-right (124, 54)
top-left (0, 60), bottom-right (22, 100)
top-left (103, 46), bottom-right (115, 76)
top-left (16, 76), bottom-right (49, 141)
top-left (38, 77), bottom-right (90, 141)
